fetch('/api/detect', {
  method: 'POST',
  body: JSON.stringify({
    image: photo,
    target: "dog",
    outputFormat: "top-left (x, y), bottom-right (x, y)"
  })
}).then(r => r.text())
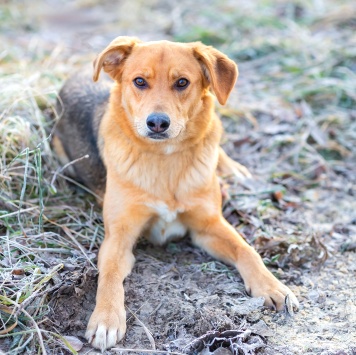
top-left (53, 36), bottom-right (299, 351)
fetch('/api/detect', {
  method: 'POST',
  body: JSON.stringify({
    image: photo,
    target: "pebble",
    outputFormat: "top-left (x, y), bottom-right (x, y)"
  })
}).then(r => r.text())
top-left (277, 268), bottom-right (284, 275)
top-left (212, 348), bottom-right (233, 355)
top-left (339, 267), bottom-right (348, 274)
top-left (299, 286), bottom-right (309, 294)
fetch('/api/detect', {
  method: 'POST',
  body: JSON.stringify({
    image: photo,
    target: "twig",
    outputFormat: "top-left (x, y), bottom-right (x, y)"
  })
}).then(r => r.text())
top-left (51, 172), bottom-right (103, 202)
top-left (0, 207), bottom-right (38, 219)
top-left (0, 305), bottom-right (18, 335)
top-left (2, 298), bottom-right (47, 355)
top-left (22, 248), bottom-right (72, 254)
top-left (9, 333), bottom-right (34, 354)
top-left (126, 306), bottom-right (156, 351)
top-left (50, 154), bottom-right (89, 187)
top-left (21, 308), bottom-right (47, 354)
top-left (0, 174), bottom-right (11, 181)
top-left (61, 225), bottom-right (97, 269)
top-left (0, 329), bottom-right (37, 338)
top-left (112, 348), bottom-right (184, 354)
top-left (15, 284), bottom-right (61, 318)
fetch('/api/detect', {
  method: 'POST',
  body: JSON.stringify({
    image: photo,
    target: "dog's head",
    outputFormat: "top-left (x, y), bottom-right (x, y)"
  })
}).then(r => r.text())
top-left (93, 37), bottom-right (238, 146)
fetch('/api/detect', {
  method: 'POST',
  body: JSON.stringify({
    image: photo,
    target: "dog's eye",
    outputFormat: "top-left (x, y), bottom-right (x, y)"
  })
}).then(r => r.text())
top-left (134, 77), bottom-right (147, 88)
top-left (175, 78), bottom-right (189, 90)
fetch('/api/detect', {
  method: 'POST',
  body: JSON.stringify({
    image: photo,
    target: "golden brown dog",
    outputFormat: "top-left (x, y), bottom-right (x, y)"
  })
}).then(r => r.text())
top-left (54, 36), bottom-right (299, 351)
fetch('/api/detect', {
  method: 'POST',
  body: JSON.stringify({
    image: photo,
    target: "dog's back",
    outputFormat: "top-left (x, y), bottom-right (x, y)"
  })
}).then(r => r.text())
top-left (54, 69), bottom-right (111, 196)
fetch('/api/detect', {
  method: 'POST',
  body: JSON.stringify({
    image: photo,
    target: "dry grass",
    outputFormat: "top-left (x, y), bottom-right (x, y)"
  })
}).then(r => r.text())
top-left (0, 41), bottom-right (103, 352)
top-left (1, 0), bottom-right (355, 353)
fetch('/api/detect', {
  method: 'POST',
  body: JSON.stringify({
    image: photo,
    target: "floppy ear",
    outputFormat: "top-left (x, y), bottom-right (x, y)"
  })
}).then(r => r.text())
top-left (193, 43), bottom-right (238, 105)
top-left (93, 36), bottom-right (141, 82)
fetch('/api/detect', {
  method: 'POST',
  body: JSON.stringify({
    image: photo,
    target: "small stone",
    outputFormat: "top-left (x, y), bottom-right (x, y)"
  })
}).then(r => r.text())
top-left (212, 348), bottom-right (233, 355)
top-left (339, 267), bottom-right (348, 274)
top-left (346, 299), bottom-right (353, 306)
top-left (308, 289), bottom-right (319, 301)
top-left (299, 286), bottom-right (308, 294)
top-left (63, 263), bottom-right (76, 271)
top-left (276, 268), bottom-right (284, 275)
top-left (247, 310), bottom-right (262, 322)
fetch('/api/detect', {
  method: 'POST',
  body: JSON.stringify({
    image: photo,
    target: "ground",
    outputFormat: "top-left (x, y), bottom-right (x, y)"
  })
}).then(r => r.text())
top-left (0, 0), bottom-right (355, 354)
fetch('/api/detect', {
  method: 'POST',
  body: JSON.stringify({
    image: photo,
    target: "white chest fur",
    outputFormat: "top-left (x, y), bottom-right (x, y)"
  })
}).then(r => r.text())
top-left (145, 202), bottom-right (188, 245)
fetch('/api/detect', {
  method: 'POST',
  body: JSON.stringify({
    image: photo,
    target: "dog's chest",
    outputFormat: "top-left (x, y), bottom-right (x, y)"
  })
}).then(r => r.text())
top-left (145, 202), bottom-right (187, 245)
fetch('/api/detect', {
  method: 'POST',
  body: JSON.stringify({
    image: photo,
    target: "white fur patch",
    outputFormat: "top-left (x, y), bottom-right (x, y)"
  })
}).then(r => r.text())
top-left (148, 218), bottom-right (187, 245)
top-left (146, 202), bottom-right (183, 223)
top-left (145, 202), bottom-right (187, 245)
top-left (164, 145), bottom-right (176, 155)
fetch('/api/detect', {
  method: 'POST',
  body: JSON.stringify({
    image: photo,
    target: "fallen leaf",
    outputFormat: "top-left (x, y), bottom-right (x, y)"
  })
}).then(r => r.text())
top-left (63, 336), bottom-right (83, 351)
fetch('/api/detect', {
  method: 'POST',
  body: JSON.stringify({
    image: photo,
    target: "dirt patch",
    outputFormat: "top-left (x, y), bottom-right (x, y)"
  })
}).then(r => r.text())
top-left (46, 265), bottom-right (97, 339)
top-left (48, 240), bottom-right (273, 354)
top-left (43, 236), bottom-right (355, 354)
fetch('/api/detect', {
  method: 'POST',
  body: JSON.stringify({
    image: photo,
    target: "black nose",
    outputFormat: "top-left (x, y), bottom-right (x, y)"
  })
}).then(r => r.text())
top-left (146, 113), bottom-right (170, 133)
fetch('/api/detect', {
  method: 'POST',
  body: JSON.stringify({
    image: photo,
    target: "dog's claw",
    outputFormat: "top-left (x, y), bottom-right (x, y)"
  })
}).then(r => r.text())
top-left (86, 306), bottom-right (126, 351)
top-left (285, 293), bottom-right (299, 316)
top-left (245, 272), bottom-right (299, 313)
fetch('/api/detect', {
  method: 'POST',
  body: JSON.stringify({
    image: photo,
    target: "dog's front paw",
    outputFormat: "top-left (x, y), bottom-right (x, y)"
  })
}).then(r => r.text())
top-left (85, 305), bottom-right (126, 351)
top-left (246, 272), bottom-right (299, 312)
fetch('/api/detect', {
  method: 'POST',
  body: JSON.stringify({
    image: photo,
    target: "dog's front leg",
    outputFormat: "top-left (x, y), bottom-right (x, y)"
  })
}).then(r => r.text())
top-left (86, 180), bottom-right (151, 351)
top-left (183, 209), bottom-right (299, 312)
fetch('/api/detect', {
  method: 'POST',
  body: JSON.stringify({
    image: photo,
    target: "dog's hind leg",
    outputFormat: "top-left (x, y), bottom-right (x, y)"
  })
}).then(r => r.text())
top-left (217, 147), bottom-right (252, 180)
